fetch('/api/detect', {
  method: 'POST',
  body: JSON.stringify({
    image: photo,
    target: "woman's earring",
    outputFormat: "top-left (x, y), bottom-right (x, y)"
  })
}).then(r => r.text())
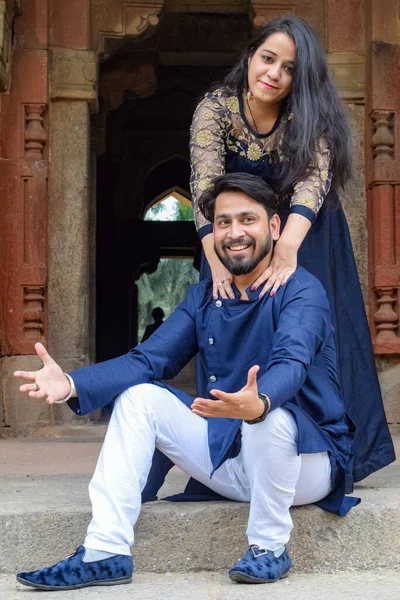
top-left (288, 112), bottom-right (293, 121)
top-left (246, 89), bottom-right (254, 102)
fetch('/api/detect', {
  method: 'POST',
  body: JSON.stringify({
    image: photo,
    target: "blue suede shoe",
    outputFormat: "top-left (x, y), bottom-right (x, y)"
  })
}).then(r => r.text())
top-left (229, 545), bottom-right (291, 584)
top-left (16, 546), bottom-right (133, 590)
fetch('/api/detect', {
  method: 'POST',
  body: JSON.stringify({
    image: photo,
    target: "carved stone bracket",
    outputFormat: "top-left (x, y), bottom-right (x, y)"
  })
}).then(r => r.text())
top-left (92, 0), bottom-right (164, 55)
top-left (23, 286), bottom-right (46, 341)
top-left (24, 104), bottom-right (47, 160)
top-left (125, 2), bottom-right (163, 36)
top-left (49, 48), bottom-right (98, 110)
top-left (371, 111), bottom-right (395, 161)
top-left (327, 52), bottom-right (365, 104)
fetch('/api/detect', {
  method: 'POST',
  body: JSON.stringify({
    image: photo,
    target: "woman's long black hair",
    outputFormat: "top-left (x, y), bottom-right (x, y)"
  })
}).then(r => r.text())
top-left (222, 15), bottom-right (352, 197)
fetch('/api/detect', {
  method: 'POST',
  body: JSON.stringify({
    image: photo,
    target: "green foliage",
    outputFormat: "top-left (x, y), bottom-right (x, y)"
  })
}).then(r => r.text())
top-left (138, 258), bottom-right (199, 341)
top-left (174, 202), bottom-right (194, 221)
top-left (139, 196), bottom-right (196, 340)
top-left (144, 202), bottom-right (167, 221)
top-left (144, 197), bottom-right (194, 222)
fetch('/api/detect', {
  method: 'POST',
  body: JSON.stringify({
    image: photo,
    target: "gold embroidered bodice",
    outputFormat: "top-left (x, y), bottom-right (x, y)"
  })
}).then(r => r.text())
top-left (189, 88), bottom-right (332, 233)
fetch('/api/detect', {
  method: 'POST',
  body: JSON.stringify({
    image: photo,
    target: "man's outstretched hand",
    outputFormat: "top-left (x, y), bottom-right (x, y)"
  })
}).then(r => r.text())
top-left (191, 365), bottom-right (269, 420)
top-left (14, 343), bottom-right (71, 405)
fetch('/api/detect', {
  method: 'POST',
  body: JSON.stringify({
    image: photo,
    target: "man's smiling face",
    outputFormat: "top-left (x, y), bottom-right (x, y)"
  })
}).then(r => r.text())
top-left (213, 190), bottom-right (279, 276)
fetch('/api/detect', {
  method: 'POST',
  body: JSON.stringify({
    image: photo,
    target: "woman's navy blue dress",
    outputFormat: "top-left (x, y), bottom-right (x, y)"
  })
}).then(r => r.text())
top-left (141, 89), bottom-right (395, 503)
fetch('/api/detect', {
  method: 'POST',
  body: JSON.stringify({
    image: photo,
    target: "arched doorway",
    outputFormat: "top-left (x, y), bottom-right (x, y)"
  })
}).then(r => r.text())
top-left (94, 11), bottom-right (252, 362)
top-left (137, 187), bottom-right (199, 343)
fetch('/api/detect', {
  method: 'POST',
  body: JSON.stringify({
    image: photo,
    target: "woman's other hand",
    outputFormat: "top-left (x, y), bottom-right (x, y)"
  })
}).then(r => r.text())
top-left (202, 232), bottom-right (234, 299)
top-left (251, 213), bottom-right (311, 297)
top-left (252, 238), bottom-right (297, 298)
top-left (209, 254), bottom-right (234, 300)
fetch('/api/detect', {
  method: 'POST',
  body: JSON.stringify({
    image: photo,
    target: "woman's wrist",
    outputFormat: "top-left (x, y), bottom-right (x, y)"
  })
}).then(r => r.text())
top-left (278, 213), bottom-right (312, 253)
top-left (202, 240), bottom-right (223, 271)
top-left (201, 233), bottom-right (216, 261)
top-left (275, 234), bottom-right (299, 255)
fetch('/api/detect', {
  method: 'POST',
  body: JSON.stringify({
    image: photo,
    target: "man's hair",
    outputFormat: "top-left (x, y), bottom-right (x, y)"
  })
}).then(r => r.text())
top-left (198, 173), bottom-right (279, 223)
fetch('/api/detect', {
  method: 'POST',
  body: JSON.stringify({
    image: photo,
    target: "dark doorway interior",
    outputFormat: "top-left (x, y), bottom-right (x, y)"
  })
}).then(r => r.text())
top-left (95, 12), bottom-right (252, 362)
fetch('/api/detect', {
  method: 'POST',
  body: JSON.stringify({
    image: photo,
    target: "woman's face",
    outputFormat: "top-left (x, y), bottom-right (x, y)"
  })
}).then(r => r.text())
top-left (247, 32), bottom-right (296, 107)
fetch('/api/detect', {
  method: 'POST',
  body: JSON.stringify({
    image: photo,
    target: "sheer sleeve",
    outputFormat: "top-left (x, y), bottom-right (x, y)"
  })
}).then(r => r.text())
top-left (190, 92), bottom-right (228, 238)
top-left (290, 137), bottom-right (332, 223)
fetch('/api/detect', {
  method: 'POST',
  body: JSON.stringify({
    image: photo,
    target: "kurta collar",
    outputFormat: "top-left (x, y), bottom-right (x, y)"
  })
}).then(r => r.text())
top-left (231, 280), bottom-right (260, 301)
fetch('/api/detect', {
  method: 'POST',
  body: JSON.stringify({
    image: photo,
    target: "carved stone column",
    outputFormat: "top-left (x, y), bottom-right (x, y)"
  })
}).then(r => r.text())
top-left (48, 48), bottom-right (97, 372)
top-left (365, 1), bottom-right (400, 427)
top-left (0, 1), bottom-right (50, 436)
top-left (365, 1), bottom-right (400, 356)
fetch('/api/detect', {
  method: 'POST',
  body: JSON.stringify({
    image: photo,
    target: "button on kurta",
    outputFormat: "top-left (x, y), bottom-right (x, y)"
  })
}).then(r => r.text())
top-left (208, 338), bottom-right (214, 345)
top-left (209, 375), bottom-right (217, 382)
top-left (215, 300), bottom-right (222, 307)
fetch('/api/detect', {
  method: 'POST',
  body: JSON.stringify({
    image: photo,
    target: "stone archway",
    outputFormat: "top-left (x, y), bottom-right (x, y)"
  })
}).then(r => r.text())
top-left (3, 0), bottom-right (399, 436)
top-left (93, 8), bottom-right (254, 360)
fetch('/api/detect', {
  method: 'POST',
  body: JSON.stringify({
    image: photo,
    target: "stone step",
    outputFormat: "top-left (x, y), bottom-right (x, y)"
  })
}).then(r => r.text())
top-left (0, 435), bottom-right (399, 575)
top-left (1, 466), bottom-right (399, 574)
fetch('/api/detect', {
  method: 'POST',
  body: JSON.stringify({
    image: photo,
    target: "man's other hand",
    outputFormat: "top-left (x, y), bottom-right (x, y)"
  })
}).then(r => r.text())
top-left (13, 343), bottom-right (71, 404)
top-left (191, 365), bottom-right (269, 420)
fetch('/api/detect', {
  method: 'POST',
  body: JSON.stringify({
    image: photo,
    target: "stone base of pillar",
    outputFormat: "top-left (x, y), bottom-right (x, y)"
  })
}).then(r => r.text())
top-left (0, 356), bottom-right (90, 438)
top-left (378, 360), bottom-right (400, 428)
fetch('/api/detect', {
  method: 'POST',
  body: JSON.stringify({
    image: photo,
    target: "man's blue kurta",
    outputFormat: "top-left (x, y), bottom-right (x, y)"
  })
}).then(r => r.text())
top-left (68, 267), bottom-right (359, 516)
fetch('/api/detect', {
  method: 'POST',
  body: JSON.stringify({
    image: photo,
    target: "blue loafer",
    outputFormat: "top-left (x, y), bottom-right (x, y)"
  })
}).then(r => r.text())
top-left (229, 544), bottom-right (291, 584)
top-left (16, 546), bottom-right (133, 590)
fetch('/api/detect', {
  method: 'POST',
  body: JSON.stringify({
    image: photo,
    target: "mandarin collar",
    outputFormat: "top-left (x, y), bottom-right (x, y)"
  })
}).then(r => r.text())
top-left (231, 280), bottom-right (261, 301)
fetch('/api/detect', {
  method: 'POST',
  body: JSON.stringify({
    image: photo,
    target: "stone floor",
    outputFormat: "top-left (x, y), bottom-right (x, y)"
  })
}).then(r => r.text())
top-left (1, 570), bottom-right (400, 599)
top-left (0, 427), bottom-right (399, 579)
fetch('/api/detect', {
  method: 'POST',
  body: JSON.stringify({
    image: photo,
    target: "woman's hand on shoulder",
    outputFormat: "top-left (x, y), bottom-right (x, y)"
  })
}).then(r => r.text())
top-left (208, 255), bottom-right (234, 300)
top-left (202, 233), bottom-right (234, 300)
top-left (252, 239), bottom-right (297, 298)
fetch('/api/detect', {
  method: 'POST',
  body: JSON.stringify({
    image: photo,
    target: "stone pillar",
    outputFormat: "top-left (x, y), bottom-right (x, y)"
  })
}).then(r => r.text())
top-left (47, 44), bottom-right (97, 423)
top-left (365, 0), bottom-right (400, 427)
top-left (0, 0), bottom-right (52, 436)
top-left (325, 0), bottom-right (367, 304)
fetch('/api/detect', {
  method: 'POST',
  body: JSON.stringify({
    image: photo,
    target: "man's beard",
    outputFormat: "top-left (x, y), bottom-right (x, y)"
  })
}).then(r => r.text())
top-left (214, 234), bottom-right (272, 276)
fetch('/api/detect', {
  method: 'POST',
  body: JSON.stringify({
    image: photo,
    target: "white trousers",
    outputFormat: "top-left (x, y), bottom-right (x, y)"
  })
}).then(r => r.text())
top-left (84, 383), bottom-right (332, 555)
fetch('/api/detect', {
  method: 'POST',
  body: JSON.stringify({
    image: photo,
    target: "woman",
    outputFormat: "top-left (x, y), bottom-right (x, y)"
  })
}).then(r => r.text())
top-left (189, 15), bottom-right (395, 488)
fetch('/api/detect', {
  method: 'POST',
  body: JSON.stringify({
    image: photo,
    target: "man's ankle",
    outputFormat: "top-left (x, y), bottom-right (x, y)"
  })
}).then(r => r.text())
top-left (82, 548), bottom-right (117, 562)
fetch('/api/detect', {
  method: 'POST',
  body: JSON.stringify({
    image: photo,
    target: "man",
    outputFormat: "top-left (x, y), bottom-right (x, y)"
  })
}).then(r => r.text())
top-left (141, 306), bottom-right (165, 342)
top-left (14, 173), bottom-right (358, 591)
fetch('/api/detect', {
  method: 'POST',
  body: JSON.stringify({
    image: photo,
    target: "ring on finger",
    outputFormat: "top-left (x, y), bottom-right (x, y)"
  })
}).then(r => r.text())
top-left (33, 382), bottom-right (39, 392)
top-left (217, 279), bottom-right (225, 287)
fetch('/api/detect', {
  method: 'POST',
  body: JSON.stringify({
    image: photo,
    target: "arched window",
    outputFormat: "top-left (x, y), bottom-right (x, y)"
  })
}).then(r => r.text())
top-left (144, 188), bottom-right (194, 222)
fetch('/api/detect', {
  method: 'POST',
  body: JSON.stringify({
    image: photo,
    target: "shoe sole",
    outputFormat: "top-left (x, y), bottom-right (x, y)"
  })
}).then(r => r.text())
top-left (16, 575), bottom-right (132, 591)
top-left (229, 569), bottom-right (290, 584)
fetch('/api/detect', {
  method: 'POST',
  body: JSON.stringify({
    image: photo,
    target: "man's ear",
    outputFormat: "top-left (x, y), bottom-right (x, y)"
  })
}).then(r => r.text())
top-left (270, 214), bottom-right (281, 241)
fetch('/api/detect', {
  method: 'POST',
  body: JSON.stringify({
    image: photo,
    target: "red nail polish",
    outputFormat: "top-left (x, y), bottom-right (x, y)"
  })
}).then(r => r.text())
top-left (258, 292), bottom-right (264, 299)
top-left (270, 291), bottom-right (275, 297)
top-left (251, 285), bottom-right (256, 291)
top-left (281, 281), bottom-right (286, 286)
